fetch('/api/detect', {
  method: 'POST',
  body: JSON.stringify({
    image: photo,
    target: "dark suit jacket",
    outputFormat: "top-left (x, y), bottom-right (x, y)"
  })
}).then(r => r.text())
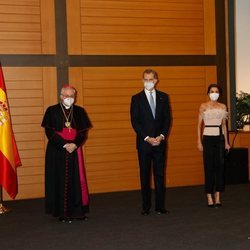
top-left (130, 90), bottom-right (171, 151)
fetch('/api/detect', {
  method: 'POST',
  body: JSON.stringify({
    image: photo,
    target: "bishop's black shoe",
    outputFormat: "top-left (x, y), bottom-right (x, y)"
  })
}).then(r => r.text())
top-left (74, 216), bottom-right (88, 221)
top-left (141, 209), bottom-right (150, 216)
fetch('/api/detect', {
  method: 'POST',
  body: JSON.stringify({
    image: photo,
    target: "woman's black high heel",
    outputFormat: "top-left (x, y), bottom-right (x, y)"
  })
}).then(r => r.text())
top-left (215, 203), bottom-right (222, 207)
top-left (207, 194), bottom-right (214, 208)
top-left (215, 192), bottom-right (222, 208)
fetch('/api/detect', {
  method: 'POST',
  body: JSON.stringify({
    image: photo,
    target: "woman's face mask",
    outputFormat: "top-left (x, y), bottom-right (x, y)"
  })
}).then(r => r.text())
top-left (209, 92), bottom-right (219, 101)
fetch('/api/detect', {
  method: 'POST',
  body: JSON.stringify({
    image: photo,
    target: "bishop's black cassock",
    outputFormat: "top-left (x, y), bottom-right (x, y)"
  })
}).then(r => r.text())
top-left (41, 103), bottom-right (92, 219)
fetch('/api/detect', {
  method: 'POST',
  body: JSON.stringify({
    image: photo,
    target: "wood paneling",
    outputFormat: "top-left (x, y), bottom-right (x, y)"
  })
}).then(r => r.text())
top-left (0, 0), bottom-right (55, 54)
top-left (229, 131), bottom-right (250, 179)
top-left (2, 67), bottom-right (57, 200)
top-left (229, 132), bottom-right (250, 148)
top-left (67, 0), bottom-right (206, 55)
top-left (203, 0), bottom-right (216, 54)
top-left (41, 0), bottom-right (56, 54)
top-left (69, 66), bottom-right (217, 193)
top-left (1, 0), bottom-right (218, 199)
top-left (67, 0), bottom-right (82, 54)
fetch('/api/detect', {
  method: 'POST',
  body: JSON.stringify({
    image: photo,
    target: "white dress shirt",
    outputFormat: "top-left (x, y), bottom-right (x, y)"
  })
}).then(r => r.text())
top-left (143, 88), bottom-right (165, 142)
top-left (144, 88), bottom-right (156, 108)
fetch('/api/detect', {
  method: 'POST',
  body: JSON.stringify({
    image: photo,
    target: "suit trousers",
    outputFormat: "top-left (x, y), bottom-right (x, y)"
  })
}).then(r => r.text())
top-left (137, 146), bottom-right (166, 211)
top-left (202, 135), bottom-right (225, 194)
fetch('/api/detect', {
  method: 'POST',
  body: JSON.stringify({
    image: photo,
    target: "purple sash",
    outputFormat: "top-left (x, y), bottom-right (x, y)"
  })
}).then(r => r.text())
top-left (56, 128), bottom-right (89, 206)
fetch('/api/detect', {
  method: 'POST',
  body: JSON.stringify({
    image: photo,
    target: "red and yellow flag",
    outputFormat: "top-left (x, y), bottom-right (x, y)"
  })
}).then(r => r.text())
top-left (0, 66), bottom-right (21, 199)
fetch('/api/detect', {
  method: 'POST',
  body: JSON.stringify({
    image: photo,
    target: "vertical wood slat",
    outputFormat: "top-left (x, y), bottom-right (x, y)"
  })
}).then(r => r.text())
top-left (203, 0), bottom-right (216, 54)
top-left (66, 0), bottom-right (82, 55)
top-left (40, 0), bottom-right (56, 54)
top-left (42, 67), bottom-right (57, 110)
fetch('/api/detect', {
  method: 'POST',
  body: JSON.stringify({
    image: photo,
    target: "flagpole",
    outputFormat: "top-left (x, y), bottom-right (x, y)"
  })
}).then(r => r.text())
top-left (0, 186), bottom-right (10, 214)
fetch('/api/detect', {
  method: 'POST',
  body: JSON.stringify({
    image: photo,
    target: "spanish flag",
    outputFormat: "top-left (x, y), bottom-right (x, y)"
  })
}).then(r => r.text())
top-left (0, 66), bottom-right (21, 199)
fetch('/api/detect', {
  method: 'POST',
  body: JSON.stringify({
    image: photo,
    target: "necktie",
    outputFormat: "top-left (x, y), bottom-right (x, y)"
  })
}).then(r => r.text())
top-left (149, 92), bottom-right (155, 118)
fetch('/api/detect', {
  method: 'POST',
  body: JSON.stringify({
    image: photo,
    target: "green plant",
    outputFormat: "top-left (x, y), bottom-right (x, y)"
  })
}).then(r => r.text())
top-left (236, 91), bottom-right (250, 129)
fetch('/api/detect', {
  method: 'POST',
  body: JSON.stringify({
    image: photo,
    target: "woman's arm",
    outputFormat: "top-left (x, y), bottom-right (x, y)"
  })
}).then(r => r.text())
top-left (222, 107), bottom-right (231, 150)
top-left (197, 105), bottom-right (204, 151)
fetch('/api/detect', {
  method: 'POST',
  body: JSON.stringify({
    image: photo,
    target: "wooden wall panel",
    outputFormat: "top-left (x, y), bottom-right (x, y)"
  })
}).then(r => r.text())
top-left (67, 0), bottom-right (206, 55)
top-left (203, 0), bottom-right (216, 54)
top-left (67, 0), bottom-right (82, 54)
top-left (41, 0), bottom-right (56, 54)
top-left (2, 67), bottom-right (57, 200)
top-left (229, 132), bottom-right (250, 179)
top-left (69, 66), bottom-right (217, 193)
top-left (0, 0), bottom-right (55, 54)
top-left (229, 132), bottom-right (250, 148)
top-left (0, 0), bottom-right (218, 199)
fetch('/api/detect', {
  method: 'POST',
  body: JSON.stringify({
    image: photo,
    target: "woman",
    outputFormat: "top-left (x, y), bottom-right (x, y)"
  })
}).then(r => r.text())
top-left (197, 84), bottom-right (230, 207)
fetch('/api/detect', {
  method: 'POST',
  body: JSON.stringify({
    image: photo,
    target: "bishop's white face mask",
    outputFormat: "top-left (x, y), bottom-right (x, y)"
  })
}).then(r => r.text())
top-left (209, 93), bottom-right (219, 101)
top-left (63, 97), bottom-right (74, 108)
top-left (144, 82), bottom-right (155, 91)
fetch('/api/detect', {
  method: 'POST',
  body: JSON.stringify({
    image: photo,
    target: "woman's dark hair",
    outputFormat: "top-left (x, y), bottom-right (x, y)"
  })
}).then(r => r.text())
top-left (207, 83), bottom-right (222, 95)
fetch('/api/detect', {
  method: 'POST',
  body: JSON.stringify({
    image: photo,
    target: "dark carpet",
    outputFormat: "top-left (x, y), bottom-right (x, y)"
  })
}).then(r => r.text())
top-left (1, 184), bottom-right (250, 250)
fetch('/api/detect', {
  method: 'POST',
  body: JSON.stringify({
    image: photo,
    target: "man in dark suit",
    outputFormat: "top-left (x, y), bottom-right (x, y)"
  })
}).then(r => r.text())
top-left (130, 69), bottom-right (171, 215)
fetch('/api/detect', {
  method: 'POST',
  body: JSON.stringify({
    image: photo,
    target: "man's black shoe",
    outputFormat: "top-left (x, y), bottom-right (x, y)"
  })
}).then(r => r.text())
top-left (155, 209), bottom-right (170, 215)
top-left (58, 217), bottom-right (72, 223)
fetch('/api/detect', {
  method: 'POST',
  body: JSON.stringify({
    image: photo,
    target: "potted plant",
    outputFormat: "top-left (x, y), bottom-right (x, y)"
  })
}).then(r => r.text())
top-left (236, 91), bottom-right (250, 131)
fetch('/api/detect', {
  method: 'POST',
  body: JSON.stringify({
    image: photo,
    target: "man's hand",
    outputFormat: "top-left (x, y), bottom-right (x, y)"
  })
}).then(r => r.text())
top-left (146, 137), bottom-right (160, 146)
top-left (64, 143), bottom-right (77, 153)
top-left (155, 135), bottom-right (164, 144)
